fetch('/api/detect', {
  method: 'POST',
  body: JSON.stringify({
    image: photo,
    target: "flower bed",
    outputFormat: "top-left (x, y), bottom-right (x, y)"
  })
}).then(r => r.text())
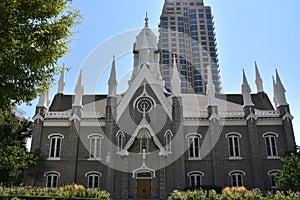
top-left (0, 184), bottom-right (110, 199)
top-left (169, 187), bottom-right (300, 200)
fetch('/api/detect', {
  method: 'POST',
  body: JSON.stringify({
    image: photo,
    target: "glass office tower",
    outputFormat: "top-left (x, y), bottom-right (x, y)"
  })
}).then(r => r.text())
top-left (159, 0), bottom-right (222, 94)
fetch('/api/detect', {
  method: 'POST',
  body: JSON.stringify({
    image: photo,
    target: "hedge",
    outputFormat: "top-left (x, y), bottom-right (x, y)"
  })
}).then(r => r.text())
top-left (169, 187), bottom-right (300, 200)
top-left (0, 184), bottom-right (110, 199)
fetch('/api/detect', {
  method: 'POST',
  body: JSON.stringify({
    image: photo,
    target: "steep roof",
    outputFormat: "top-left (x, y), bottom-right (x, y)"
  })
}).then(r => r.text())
top-left (215, 92), bottom-right (274, 110)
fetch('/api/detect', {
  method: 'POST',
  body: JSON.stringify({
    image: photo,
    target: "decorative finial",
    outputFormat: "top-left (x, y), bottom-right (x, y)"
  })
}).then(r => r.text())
top-left (255, 61), bottom-right (264, 93)
top-left (145, 12), bottom-right (149, 27)
top-left (242, 69), bottom-right (254, 106)
top-left (171, 54), bottom-right (181, 96)
top-left (108, 55), bottom-right (117, 97)
top-left (207, 65), bottom-right (217, 106)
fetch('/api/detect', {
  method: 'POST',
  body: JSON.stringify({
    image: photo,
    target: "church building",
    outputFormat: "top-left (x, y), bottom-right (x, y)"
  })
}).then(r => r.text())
top-left (26, 17), bottom-right (296, 200)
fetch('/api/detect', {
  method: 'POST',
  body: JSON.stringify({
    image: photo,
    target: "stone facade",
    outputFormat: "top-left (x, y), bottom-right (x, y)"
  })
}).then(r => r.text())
top-left (25, 20), bottom-right (296, 200)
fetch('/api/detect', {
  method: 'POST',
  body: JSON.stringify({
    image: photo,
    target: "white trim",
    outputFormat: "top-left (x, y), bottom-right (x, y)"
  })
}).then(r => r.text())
top-left (186, 133), bottom-right (202, 139)
top-left (88, 134), bottom-right (104, 160)
top-left (228, 170), bottom-right (246, 176)
top-left (164, 130), bottom-right (173, 153)
top-left (117, 65), bottom-right (172, 121)
top-left (229, 157), bottom-right (243, 160)
top-left (164, 130), bottom-right (173, 137)
top-left (267, 169), bottom-right (280, 175)
top-left (80, 121), bottom-right (105, 127)
top-left (44, 171), bottom-right (61, 177)
top-left (85, 171), bottom-right (102, 177)
top-left (263, 132), bottom-right (279, 138)
top-left (267, 156), bottom-right (280, 160)
top-left (48, 133), bottom-right (64, 139)
top-left (44, 121), bottom-right (70, 127)
top-left (116, 130), bottom-right (125, 138)
top-left (187, 171), bottom-right (204, 177)
top-left (88, 133), bottom-right (104, 139)
top-left (225, 132), bottom-right (242, 138)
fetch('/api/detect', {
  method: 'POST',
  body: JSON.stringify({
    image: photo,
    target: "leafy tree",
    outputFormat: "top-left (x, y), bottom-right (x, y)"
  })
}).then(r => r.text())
top-left (277, 152), bottom-right (300, 191)
top-left (0, 0), bottom-right (80, 112)
top-left (0, 111), bottom-right (44, 186)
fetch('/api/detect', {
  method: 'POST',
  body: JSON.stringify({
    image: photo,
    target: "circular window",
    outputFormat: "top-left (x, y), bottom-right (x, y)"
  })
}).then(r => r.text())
top-left (136, 97), bottom-right (154, 113)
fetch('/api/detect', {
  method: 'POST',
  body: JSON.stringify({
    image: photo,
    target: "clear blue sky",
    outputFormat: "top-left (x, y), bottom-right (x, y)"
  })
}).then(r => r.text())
top-left (21, 0), bottom-right (300, 145)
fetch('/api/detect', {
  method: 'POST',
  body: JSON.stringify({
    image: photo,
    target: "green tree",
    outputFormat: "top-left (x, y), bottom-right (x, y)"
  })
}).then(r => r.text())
top-left (0, 111), bottom-right (44, 186)
top-left (0, 0), bottom-right (80, 112)
top-left (277, 152), bottom-right (300, 191)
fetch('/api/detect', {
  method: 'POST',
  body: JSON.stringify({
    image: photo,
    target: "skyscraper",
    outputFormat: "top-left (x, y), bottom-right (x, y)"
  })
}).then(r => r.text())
top-left (159, 0), bottom-right (222, 94)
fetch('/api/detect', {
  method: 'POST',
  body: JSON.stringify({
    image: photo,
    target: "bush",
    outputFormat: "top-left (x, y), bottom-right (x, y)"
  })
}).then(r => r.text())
top-left (168, 187), bottom-right (300, 200)
top-left (0, 184), bottom-right (110, 199)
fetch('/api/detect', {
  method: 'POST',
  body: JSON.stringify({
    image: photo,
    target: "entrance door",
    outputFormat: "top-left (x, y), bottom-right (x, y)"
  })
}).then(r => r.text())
top-left (137, 179), bottom-right (151, 199)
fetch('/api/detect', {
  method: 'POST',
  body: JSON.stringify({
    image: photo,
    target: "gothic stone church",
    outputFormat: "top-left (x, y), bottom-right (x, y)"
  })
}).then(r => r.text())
top-left (26, 20), bottom-right (296, 199)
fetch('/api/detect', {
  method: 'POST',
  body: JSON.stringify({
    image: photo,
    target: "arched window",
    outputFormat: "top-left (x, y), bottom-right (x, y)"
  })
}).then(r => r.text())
top-left (225, 133), bottom-right (242, 159)
top-left (48, 133), bottom-right (64, 160)
top-left (263, 133), bottom-right (278, 158)
top-left (268, 170), bottom-right (279, 189)
top-left (188, 171), bottom-right (204, 187)
top-left (44, 171), bottom-right (60, 189)
top-left (88, 134), bottom-right (104, 160)
top-left (116, 131), bottom-right (125, 152)
top-left (164, 130), bottom-right (173, 153)
top-left (139, 132), bottom-right (150, 153)
top-left (186, 133), bottom-right (202, 159)
top-left (85, 171), bottom-right (102, 189)
top-left (229, 170), bottom-right (245, 187)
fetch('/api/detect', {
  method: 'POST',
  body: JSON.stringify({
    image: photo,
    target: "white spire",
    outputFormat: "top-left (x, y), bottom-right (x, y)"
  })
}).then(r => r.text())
top-left (73, 70), bottom-right (83, 106)
top-left (108, 55), bottom-right (118, 97)
top-left (171, 55), bottom-right (181, 96)
top-left (272, 76), bottom-right (278, 108)
top-left (255, 62), bottom-right (264, 93)
top-left (206, 65), bottom-right (217, 106)
top-left (37, 89), bottom-right (50, 108)
top-left (242, 70), bottom-right (254, 106)
top-left (57, 67), bottom-right (65, 94)
top-left (275, 69), bottom-right (288, 106)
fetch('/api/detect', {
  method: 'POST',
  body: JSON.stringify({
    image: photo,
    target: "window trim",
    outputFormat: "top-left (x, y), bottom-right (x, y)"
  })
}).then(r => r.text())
top-left (164, 130), bottom-right (173, 153)
top-left (186, 133), bottom-right (202, 160)
top-left (229, 170), bottom-right (246, 187)
top-left (48, 134), bottom-right (64, 160)
top-left (187, 171), bottom-right (204, 187)
top-left (116, 131), bottom-right (125, 152)
top-left (225, 133), bottom-right (242, 160)
top-left (268, 170), bottom-right (280, 189)
top-left (88, 133), bottom-right (104, 160)
top-left (139, 131), bottom-right (150, 153)
top-left (85, 171), bottom-right (102, 189)
top-left (44, 171), bottom-right (60, 189)
top-left (263, 132), bottom-right (279, 159)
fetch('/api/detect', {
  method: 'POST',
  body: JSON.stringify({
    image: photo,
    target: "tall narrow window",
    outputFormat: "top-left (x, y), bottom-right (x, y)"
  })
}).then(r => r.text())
top-left (140, 132), bottom-right (149, 153)
top-left (45, 171), bottom-right (60, 189)
top-left (229, 170), bottom-right (245, 187)
top-left (116, 131), bottom-right (125, 152)
top-left (88, 134), bottom-right (104, 160)
top-left (165, 130), bottom-right (173, 153)
top-left (48, 134), bottom-right (64, 160)
top-left (188, 171), bottom-right (204, 188)
top-left (186, 133), bottom-right (202, 159)
top-left (85, 172), bottom-right (101, 189)
top-left (226, 133), bottom-right (241, 159)
top-left (263, 133), bottom-right (278, 158)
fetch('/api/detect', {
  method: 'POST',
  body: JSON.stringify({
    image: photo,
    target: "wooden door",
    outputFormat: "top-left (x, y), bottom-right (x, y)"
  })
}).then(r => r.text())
top-left (136, 179), bottom-right (151, 199)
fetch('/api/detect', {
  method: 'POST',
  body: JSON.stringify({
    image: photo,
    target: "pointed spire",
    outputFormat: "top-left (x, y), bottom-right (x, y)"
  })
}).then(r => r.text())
top-left (145, 12), bottom-right (149, 27)
top-left (171, 55), bottom-right (181, 96)
top-left (241, 70), bottom-right (254, 106)
top-left (207, 65), bottom-right (217, 106)
top-left (73, 70), bottom-right (83, 106)
top-left (57, 67), bottom-right (65, 94)
top-left (108, 55), bottom-right (118, 97)
top-left (272, 76), bottom-right (278, 108)
top-left (255, 62), bottom-right (264, 93)
top-left (275, 69), bottom-right (288, 106)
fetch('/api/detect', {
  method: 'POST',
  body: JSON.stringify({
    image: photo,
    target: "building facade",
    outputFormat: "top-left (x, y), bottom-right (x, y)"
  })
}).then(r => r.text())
top-left (26, 19), bottom-right (296, 200)
top-left (159, 0), bottom-right (222, 94)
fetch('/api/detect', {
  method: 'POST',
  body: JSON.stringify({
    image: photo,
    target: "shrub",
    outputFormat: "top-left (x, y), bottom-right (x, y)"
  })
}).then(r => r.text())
top-left (0, 184), bottom-right (110, 199)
